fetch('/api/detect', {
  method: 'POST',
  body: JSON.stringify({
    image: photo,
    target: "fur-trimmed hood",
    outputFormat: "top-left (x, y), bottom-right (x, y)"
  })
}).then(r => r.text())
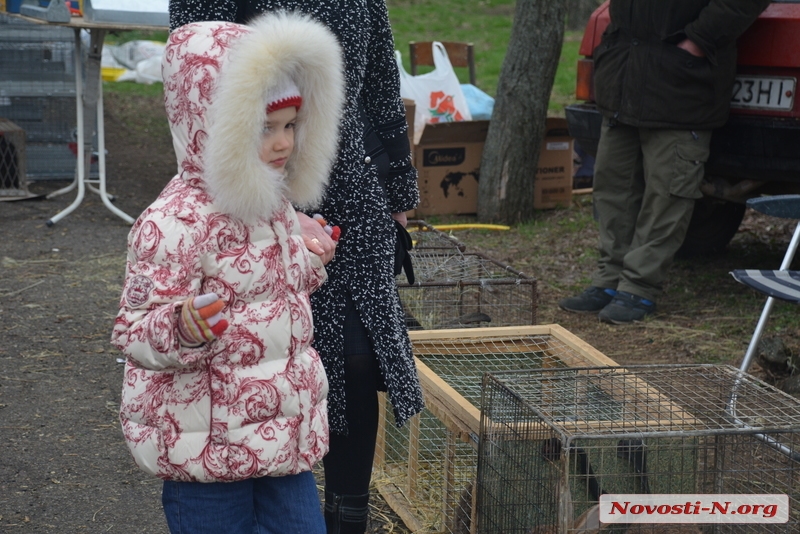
top-left (162, 12), bottom-right (344, 222)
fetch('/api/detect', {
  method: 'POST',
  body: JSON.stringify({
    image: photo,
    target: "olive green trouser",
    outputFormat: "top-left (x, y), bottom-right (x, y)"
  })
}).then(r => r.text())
top-left (590, 118), bottom-right (711, 303)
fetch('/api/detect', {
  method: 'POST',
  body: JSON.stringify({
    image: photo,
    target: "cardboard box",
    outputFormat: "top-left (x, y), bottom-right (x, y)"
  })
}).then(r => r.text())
top-left (402, 98), bottom-right (415, 149)
top-left (534, 118), bottom-right (574, 209)
top-left (413, 120), bottom-right (489, 216)
top-left (408, 116), bottom-right (573, 216)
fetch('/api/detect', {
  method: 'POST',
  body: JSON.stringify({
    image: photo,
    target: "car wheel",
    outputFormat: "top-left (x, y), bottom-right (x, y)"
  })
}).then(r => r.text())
top-left (677, 198), bottom-right (746, 258)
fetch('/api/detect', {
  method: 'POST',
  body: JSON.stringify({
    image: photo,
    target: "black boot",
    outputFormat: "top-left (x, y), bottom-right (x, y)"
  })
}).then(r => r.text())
top-left (324, 490), bottom-right (369, 534)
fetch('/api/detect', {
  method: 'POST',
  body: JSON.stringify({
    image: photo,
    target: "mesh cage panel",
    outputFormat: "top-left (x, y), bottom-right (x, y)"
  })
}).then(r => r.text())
top-left (407, 220), bottom-right (466, 254)
top-left (398, 251), bottom-right (537, 330)
top-left (0, 118), bottom-right (27, 197)
top-left (0, 13), bottom-right (87, 180)
top-left (478, 364), bottom-right (800, 533)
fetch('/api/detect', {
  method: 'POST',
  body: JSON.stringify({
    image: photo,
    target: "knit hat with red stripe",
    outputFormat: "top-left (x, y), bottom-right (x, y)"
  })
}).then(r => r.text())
top-left (267, 77), bottom-right (302, 113)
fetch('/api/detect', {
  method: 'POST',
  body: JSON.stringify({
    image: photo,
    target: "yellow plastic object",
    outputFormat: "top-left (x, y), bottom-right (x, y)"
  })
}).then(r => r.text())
top-left (101, 67), bottom-right (126, 82)
top-left (432, 224), bottom-right (510, 231)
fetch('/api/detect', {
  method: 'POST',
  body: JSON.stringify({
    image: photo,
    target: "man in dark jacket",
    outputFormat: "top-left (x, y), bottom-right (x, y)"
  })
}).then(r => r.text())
top-left (559, 0), bottom-right (770, 324)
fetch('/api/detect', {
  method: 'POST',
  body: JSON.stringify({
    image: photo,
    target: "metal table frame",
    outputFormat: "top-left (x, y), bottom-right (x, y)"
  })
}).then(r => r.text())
top-left (10, 14), bottom-right (167, 226)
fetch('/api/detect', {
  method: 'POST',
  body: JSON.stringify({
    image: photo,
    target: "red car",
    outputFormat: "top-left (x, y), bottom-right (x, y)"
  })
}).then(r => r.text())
top-left (565, 0), bottom-right (800, 255)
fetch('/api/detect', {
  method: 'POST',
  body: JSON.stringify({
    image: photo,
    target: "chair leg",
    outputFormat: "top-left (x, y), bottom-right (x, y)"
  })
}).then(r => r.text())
top-left (739, 220), bottom-right (800, 373)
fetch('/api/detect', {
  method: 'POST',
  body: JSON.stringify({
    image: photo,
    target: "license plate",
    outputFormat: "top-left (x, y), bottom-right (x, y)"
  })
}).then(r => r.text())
top-left (730, 76), bottom-right (796, 111)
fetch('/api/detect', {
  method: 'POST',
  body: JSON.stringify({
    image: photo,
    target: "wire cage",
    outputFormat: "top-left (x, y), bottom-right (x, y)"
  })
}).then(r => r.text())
top-left (0, 12), bottom-right (89, 180)
top-left (0, 117), bottom-right (28, 198)
top-left (372, 325), bottom-right (621, 533)
top-left (478, 364), bottom-right (800, 533)
top-left (398, 250), bottom-right (537, 330)
top-left (407, 220), bottom-right (467, 254)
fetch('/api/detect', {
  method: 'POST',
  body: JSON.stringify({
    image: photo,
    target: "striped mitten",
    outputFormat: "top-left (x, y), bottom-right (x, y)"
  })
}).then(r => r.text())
top-left (177, 293), bottom-right (229, 347)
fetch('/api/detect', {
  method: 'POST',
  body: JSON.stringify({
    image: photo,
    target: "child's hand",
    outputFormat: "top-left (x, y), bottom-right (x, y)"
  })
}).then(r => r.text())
top-left (177, 293), bottom-right (229, 347)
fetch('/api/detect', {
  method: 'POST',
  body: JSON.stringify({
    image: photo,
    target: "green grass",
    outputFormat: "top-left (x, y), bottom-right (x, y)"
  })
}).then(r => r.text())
top-left (102, 80), bottom-right (164, 98)
top-left (387, 0), bottom-right (515, 96)
top-left (103, 3), bottom-right (581, 115)
top-left (387, 0), bottom-right (581, 114)
top-left (105, 29), bottom-right (168, 46)
top-left (550, 32), bottom-right (581, 115)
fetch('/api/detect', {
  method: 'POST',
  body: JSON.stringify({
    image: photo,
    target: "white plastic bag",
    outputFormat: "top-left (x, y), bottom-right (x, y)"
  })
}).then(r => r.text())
top-left (110, 40), bottom-right (165, 70)
top-left (396, 42), bottom-right (472, 144)
top-left (108, 41), bottom-right (166, 84)
top-left (133, 55), bottom-right (164, 84)
top-left (115, 56), bottom-right (164, 84)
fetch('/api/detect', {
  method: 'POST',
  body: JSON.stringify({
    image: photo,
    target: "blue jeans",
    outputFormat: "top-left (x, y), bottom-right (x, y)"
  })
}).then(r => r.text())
top-left (162, 471), bottom-right (325, 534)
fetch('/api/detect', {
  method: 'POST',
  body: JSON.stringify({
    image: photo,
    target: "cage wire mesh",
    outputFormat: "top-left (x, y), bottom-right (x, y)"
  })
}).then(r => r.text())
top-left (407, 220), bottom-right (467, 254)
top-left (398, 249), bottom-right (537, 331)
top-left (0, 118), bottom-right (27, 197)
top-left (0, 13), bottom-right (93, 180)
top-left (372, 327), bottom-right (619, 533)
top-left (478, 364), bottom-right (800, 533)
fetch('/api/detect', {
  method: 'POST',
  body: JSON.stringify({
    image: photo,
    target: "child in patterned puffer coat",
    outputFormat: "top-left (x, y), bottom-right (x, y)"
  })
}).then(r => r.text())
top-left (110, 12), bottom-right (344, 533)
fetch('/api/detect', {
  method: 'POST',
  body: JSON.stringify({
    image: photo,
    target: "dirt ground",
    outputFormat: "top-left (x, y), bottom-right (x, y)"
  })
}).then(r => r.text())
top-left (1, 91), bottom-right (798, 533)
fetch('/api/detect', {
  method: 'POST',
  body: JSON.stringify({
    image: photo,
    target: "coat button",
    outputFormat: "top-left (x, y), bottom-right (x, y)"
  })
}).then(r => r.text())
top-left (364, 156), bottom-right (371, 164)
top-left (686, 61), bottom-right (693, 67)
top-left (631, 39), bottom-right (638, 46)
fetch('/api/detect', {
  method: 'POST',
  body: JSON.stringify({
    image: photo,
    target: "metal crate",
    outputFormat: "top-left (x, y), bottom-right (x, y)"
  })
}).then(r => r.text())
top-left (373, 325), bottom-right (620, 534)
top-left (0, 13), bottom-right (76, 91)
top-left (478, 364), bottom-right (800, 533)
top-left (1, 96), bottom-right (75, 143)
top-left (0, 12), bottom-right (84, 180)
top-left (399, 251), bottom-right (537, 330)
top-left (0, 40), bottom-right (76, 86)
top-left (0, 117), bottom-right (28, 198)
top-left (407, 220), bottom-right (466, 254)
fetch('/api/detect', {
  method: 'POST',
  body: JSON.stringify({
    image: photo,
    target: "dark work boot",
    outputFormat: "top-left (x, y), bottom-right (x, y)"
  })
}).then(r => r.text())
top-left (598, 290), bottom-right (656, 324)
top-left (324, 490), bottom-right (369, 534)
top-left (558, 286), bottom-right (617, 313)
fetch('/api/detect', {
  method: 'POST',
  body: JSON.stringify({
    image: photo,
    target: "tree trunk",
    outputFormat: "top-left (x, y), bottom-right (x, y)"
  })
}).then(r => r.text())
top-left (477, 0), bottom-right (567, 224)
top-left (566, 0), bottom-right (600, 31)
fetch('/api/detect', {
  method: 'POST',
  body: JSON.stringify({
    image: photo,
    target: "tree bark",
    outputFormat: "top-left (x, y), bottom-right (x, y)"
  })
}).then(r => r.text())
top-left (477, 0), bottom-right (567, 224)
top-left (566, 0), bottom-right (601, 31)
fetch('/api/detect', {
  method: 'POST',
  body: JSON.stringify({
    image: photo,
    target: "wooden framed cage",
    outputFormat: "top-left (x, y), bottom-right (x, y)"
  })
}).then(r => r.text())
top-left (371, 325), bottom-right (621, 533)
top-left (478, 364), bottom-right (800, 533)
top-left (0, 118), bottom-right (28, 198)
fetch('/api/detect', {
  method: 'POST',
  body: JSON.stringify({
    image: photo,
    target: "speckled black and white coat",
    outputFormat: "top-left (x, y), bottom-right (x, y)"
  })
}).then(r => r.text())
top-left (170, 0), bottom-right (424, 434)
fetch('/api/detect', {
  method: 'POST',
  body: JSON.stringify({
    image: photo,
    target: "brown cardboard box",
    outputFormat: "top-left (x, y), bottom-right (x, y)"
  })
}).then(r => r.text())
top-left (413, 120), bottom-right (490, 216)
top-left (534, 118), bottom-right (574, 209)
top-left (408, 117), bottom-right (573, 216)
top-left (403, 98), bottom-right (415, 148)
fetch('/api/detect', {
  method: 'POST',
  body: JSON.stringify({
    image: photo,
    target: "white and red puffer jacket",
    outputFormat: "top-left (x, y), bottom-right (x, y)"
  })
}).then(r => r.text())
top-left (110, 13), bottom-right (344, 482)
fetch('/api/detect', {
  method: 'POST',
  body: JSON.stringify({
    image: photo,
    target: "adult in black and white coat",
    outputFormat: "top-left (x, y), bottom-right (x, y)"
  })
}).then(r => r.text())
top-left (169, 2), bottom-right (424, 532)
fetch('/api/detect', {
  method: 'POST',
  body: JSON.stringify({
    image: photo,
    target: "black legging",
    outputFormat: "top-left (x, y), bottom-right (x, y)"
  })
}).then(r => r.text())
top-left (322, 297), bottom-right (380, 496)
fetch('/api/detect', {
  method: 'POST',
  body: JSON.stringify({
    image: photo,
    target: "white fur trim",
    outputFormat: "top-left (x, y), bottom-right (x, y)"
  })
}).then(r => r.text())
top-left (205, 12), bottom-right (344, 222)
